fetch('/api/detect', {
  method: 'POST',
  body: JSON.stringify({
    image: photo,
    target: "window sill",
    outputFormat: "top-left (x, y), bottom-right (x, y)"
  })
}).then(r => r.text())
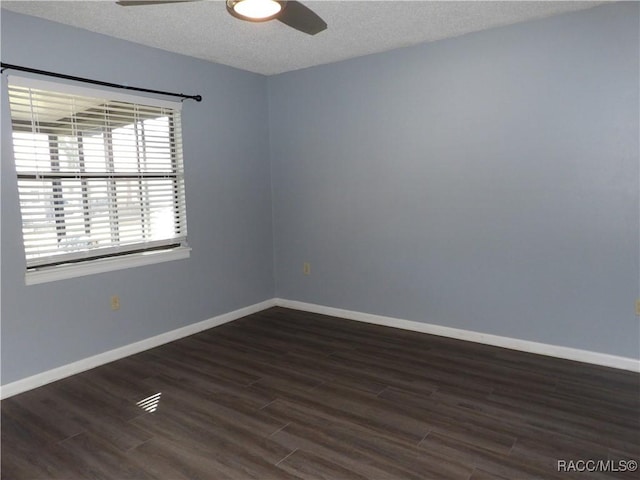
top-left (25, 246), bottom-right (191, 286)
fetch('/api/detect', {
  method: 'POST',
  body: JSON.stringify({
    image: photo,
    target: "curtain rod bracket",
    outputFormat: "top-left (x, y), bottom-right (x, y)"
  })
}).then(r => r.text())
top-left (0, 62), bottom-right (202, 102)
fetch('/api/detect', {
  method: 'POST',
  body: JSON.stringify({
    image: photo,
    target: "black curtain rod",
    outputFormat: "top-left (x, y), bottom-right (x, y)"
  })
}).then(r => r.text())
top-left (0, 63), bottom-right (202, 102)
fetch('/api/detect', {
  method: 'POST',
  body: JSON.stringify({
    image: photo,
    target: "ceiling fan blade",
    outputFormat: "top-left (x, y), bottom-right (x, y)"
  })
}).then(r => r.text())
top-left (117, 1), bottom-right (197, 6)
top-left (277, 1), bottom-right (327, 35)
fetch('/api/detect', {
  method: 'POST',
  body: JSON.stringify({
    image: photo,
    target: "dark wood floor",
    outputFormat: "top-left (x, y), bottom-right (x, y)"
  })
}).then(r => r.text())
top-left (2, 307), bottom-right (639, 479)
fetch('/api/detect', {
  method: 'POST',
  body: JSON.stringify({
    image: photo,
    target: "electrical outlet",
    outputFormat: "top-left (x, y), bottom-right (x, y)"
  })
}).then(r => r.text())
top-left (303, 262), bottom-right (311, 275)
top-left (110, 295), bottom-right (121, 311)
top-left (636, 299), bottom-right (640, 316)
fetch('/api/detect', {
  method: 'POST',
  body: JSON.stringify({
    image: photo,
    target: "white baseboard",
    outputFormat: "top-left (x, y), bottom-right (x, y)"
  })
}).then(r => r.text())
top-left (3, 297), bottom-right (637, 399)
top-left (275, 298), bottom-right (640, 373)
top-left (0, 298), bottom-right (276, 399)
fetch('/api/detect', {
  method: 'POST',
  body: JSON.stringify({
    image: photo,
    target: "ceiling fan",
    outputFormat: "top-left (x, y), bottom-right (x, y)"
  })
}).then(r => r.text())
top-left (116, 0), bottom-right (327, 36)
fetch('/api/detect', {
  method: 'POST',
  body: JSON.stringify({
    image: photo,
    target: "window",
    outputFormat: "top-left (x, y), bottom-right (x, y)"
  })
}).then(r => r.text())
top-left (8, 76), bottom-right (189, 284)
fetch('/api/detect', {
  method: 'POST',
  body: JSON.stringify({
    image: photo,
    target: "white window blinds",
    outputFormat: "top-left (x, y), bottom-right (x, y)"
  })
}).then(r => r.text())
top-left (8, 76), bottom-right (188, 271)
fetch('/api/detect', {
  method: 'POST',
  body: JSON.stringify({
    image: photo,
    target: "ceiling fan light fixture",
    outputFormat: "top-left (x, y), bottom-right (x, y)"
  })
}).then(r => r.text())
top-left (227, 0), bottom-right (283, 22)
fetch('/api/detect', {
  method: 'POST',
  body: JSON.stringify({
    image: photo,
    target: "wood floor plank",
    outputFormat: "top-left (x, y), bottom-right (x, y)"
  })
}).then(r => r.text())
top-left (0, 438), bottom-right (87, 480)
top-left (126, 437), bottom-right (229, 480)
top-left (468, 468), bottom-right (512, 480)
top-left (2, 307), bottom-right (638, 479)
top-left (269, 425), bottom-right (429, 480)
top-left (276, 449), bottom-right (371, 480)
top-left (419, 431), bottom-right (567, 480)
top-left (255, 381), bottom-right (431, 445)
top-left (58, 432), bottom-right (157, 480)
top-left (266, 399), bottom-right (475, 479)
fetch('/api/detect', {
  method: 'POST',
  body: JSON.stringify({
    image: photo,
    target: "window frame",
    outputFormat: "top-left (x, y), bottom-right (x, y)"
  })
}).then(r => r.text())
top-left (7, 76), bottom-right (191, 285)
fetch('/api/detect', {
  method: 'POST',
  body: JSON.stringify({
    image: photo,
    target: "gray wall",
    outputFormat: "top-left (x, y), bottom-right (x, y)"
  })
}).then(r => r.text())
top-left (1, 11), bottom-right (275, 384)
top-left (268, 3), bottom-right (640, 358)
top-left (2, 3), bottom-right (638, 387)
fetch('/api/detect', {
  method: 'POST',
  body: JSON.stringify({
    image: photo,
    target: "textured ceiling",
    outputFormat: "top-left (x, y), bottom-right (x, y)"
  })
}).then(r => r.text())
top-left (2, 0), bottom-right (606, 75)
